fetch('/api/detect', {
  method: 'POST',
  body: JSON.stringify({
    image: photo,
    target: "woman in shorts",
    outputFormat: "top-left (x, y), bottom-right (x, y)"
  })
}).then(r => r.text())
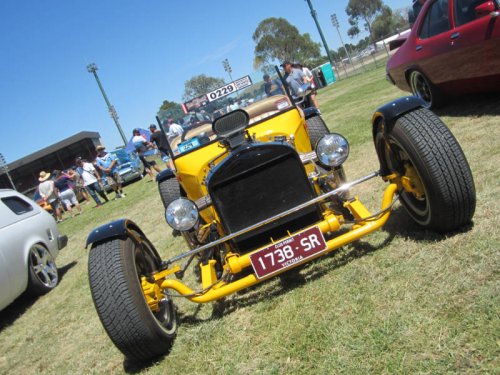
top-left (54, 170), bottom-right (83, 217)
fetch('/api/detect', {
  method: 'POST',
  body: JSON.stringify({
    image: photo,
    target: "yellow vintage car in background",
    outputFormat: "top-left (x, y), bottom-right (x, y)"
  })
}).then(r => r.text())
top-left (86, 68), bottom-right (476, 362)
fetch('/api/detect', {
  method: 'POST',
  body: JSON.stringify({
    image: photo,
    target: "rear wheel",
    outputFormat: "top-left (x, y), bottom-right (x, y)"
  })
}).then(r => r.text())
top-left (375, 108), bottom-right (475, 231)
top-left (88, 236), bottom-right (177, 361)
top-left (409, 70), bottom-right (444, 109)
top-left (28, 244), bottom-right (58, 295)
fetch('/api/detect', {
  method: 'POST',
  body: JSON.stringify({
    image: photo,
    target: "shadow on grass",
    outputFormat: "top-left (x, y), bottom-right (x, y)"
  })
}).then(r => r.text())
top-left (0, 260), bottom-right (77, 332)
top-left (434, 92), bottom-right (500, 117)
top-left (177, 206), bottom-right (475, 324)
top-left (122, 345), bottom-right (174, 374)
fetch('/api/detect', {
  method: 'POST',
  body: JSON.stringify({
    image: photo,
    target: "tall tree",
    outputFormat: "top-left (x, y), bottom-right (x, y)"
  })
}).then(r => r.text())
top-left (346, 0), bottom-right (383, 46)
top-left (252, 17), bottom-right (321, 67)
top-left (372, 5), bottom-right (410, 40)
top-left (182, 75), bottom-right (225, 102)
top-left (157, 100), bottom-right (184, 123)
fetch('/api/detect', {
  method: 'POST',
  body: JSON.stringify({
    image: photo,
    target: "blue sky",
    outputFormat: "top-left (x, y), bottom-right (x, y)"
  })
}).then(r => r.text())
top-left (0, 0), bottom-right (408, 163)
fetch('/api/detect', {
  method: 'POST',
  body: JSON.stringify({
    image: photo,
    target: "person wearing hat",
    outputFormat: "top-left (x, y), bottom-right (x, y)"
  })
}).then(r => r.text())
top-left (281, 61), bottom-right (307, 98)
top-left (38, 171), bottom-right (64, 222)
top-left (95, 145), bottom-right (126, 199)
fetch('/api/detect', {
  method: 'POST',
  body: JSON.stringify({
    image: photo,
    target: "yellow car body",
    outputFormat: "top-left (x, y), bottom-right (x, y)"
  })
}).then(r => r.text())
top-left (86, 73), bottom-right (475, 362)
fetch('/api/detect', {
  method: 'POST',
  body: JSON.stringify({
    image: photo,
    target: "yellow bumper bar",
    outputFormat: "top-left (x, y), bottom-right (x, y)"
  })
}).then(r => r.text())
top-left (160, 183), bottom-right (398, 303)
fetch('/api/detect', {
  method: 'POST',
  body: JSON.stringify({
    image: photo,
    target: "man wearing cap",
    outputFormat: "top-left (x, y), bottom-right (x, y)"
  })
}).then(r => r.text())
top-left (95, 145), bottom-right (126, 199)
top-left (281, 61), bottom-right (308, 98)
top-left (149, 124), bottom-right (169, 157)
top-left (38, 171), bottom-right (64, 222)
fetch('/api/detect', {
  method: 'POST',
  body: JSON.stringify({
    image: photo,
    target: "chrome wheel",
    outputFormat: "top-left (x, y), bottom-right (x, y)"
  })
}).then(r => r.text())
top-left (29, 244), bottom-right (58, 290)
top-left (410, 71), bottom-right (432, 108)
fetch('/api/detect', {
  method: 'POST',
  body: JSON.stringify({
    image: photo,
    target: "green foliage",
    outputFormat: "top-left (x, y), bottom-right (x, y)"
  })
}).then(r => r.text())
top-left (252, 17), bottom-right (321, 67)
top-left (183, 74), bottom-right (225, 102)
top-left (157, 100), bottom-right (184, 123)
top-left (346, 0), bottom-right (383, 43)
top-left (372, 5), bottom-right (409, 40)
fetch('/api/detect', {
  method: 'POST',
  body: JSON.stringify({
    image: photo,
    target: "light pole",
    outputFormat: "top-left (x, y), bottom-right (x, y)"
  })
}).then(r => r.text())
top-left (222, 58), bottom-right (234, 83)
top-left (331, 14), bottom-right (354, 68)
top-left (86, 63), bottom-right (128, 146)
top-left (0, 153), bottom-right (16, 190)
top-left (305, 0), bottom-right (334, 67)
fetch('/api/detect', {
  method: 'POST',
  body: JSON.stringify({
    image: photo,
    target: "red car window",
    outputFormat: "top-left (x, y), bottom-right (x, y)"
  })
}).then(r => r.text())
top-left (419, 0), bottom-right (451, 39)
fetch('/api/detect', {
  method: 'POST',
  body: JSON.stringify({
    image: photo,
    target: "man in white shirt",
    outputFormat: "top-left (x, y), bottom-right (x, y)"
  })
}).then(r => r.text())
top-left (75, 157), bottom-right (109, 207)
top-left (165, 118), bottom-right (184, 139)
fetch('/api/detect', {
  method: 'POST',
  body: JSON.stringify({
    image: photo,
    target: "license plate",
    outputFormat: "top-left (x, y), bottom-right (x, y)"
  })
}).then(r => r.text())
top-left (250, 226), bottom-right (327, 279)
top-left (178, 137), bottom-right (201, 153)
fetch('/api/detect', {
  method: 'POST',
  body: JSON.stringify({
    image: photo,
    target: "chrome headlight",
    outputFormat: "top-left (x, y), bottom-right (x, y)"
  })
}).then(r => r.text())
top-left (315, 133), bottom-right (349, 167)
top-left (165, 198), bottom-right (199, 231)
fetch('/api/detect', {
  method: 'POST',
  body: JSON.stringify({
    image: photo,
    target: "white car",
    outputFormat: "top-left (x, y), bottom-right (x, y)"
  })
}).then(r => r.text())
top-left (0, 189), bottom-right (68, 310)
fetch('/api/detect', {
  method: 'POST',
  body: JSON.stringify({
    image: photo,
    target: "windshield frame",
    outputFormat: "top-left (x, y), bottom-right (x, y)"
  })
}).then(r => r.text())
top-left (163, 65), bottom-right (297, 160)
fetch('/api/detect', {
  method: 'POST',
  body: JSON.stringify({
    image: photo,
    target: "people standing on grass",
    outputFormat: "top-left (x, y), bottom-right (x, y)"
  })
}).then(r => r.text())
top-left (53, 170), bottom-right (83, 217)
top-left (148, 124), bottom-right (169, 158)
top-left (38, 171), bottom-right (64, 222)
top-left (95, 145), bottom-right (126, 199)
top-left (75, 157), bottom-right (109, 207)
top-left (65, 168), bottom-right (90, 204)
top-left (132, 128), bottom-right (161, 181)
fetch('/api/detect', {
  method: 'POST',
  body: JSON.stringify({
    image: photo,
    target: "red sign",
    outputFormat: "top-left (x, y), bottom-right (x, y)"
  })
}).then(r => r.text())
top-left (250, 226), bottom-right (327, 279)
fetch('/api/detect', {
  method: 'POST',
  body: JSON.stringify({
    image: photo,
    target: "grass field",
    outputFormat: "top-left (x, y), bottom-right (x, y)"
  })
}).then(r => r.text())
top-left (1, 66), bottom-right (499, 375)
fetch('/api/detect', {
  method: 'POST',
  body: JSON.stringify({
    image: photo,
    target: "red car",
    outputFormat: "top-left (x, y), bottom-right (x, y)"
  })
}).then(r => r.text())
top-left (386, 0), bottom-right (500, 108)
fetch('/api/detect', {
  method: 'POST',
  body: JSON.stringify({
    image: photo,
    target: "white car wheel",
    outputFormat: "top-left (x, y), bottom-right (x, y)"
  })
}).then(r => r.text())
top-left (28, 244), bottom-right (59, 295)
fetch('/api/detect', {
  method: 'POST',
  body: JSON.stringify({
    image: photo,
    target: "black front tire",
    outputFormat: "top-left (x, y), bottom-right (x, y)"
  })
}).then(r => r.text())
top-left (306, 115), bottom-right (329, 148)
top-left (376, 108), bottom-right (475, 232)
top-left (158, 178), bottom-right (181, 210)
top-left (88, 237), bottom-right (177, 361)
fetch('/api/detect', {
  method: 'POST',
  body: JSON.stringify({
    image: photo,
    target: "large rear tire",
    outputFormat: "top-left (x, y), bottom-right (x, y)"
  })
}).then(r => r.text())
top-left (88, 236), bottom-right (177, 361)
top-left (375, 108), bottom-right (475, 232)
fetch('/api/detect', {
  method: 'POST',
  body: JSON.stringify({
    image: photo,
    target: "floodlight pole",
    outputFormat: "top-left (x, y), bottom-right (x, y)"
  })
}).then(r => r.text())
top-left (86, 63), bottom-right (128, 146)
top-left (305, 0), bottom-right (334, 67)
top-left (330, 14), bottom-right (354, 67)
top-left (0, 153), bottom-right (16, 190)
top-left (222, 58), bottom-right (234, 83)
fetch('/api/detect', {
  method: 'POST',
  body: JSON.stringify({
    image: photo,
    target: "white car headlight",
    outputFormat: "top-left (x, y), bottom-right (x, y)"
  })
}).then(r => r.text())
top-left (165, 198), bottom-right (199, 231)
top-left (315, 133), bottom-right (349, 167)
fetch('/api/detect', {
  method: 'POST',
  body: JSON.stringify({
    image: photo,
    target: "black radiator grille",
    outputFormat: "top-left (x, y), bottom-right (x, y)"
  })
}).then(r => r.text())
top-left (208, 144), bottom-right (321, 253)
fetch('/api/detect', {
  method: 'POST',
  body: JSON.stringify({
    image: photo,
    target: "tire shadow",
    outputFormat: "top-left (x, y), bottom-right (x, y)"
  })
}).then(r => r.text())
top-left (0, 260), bottom-right (77, 332)
top-left (434, 92), bottom-right (500, 117)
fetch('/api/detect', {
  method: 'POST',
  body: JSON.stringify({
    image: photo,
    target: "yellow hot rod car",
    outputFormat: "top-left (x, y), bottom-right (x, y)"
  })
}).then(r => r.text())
top-left (86, 69), bottom-right (475, 361)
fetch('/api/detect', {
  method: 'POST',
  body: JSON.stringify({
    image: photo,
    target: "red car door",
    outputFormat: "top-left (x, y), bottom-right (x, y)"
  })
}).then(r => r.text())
top-left (414, 0), bottom-right (456, 85)
top-left (446, 0), bottom-right (500, 91)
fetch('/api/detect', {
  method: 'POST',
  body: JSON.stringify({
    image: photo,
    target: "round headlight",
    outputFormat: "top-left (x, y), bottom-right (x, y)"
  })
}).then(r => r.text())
top-left (165, 198), bottom-right (199, 231)
top-left (315, 133), bottom-right (349, 167)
